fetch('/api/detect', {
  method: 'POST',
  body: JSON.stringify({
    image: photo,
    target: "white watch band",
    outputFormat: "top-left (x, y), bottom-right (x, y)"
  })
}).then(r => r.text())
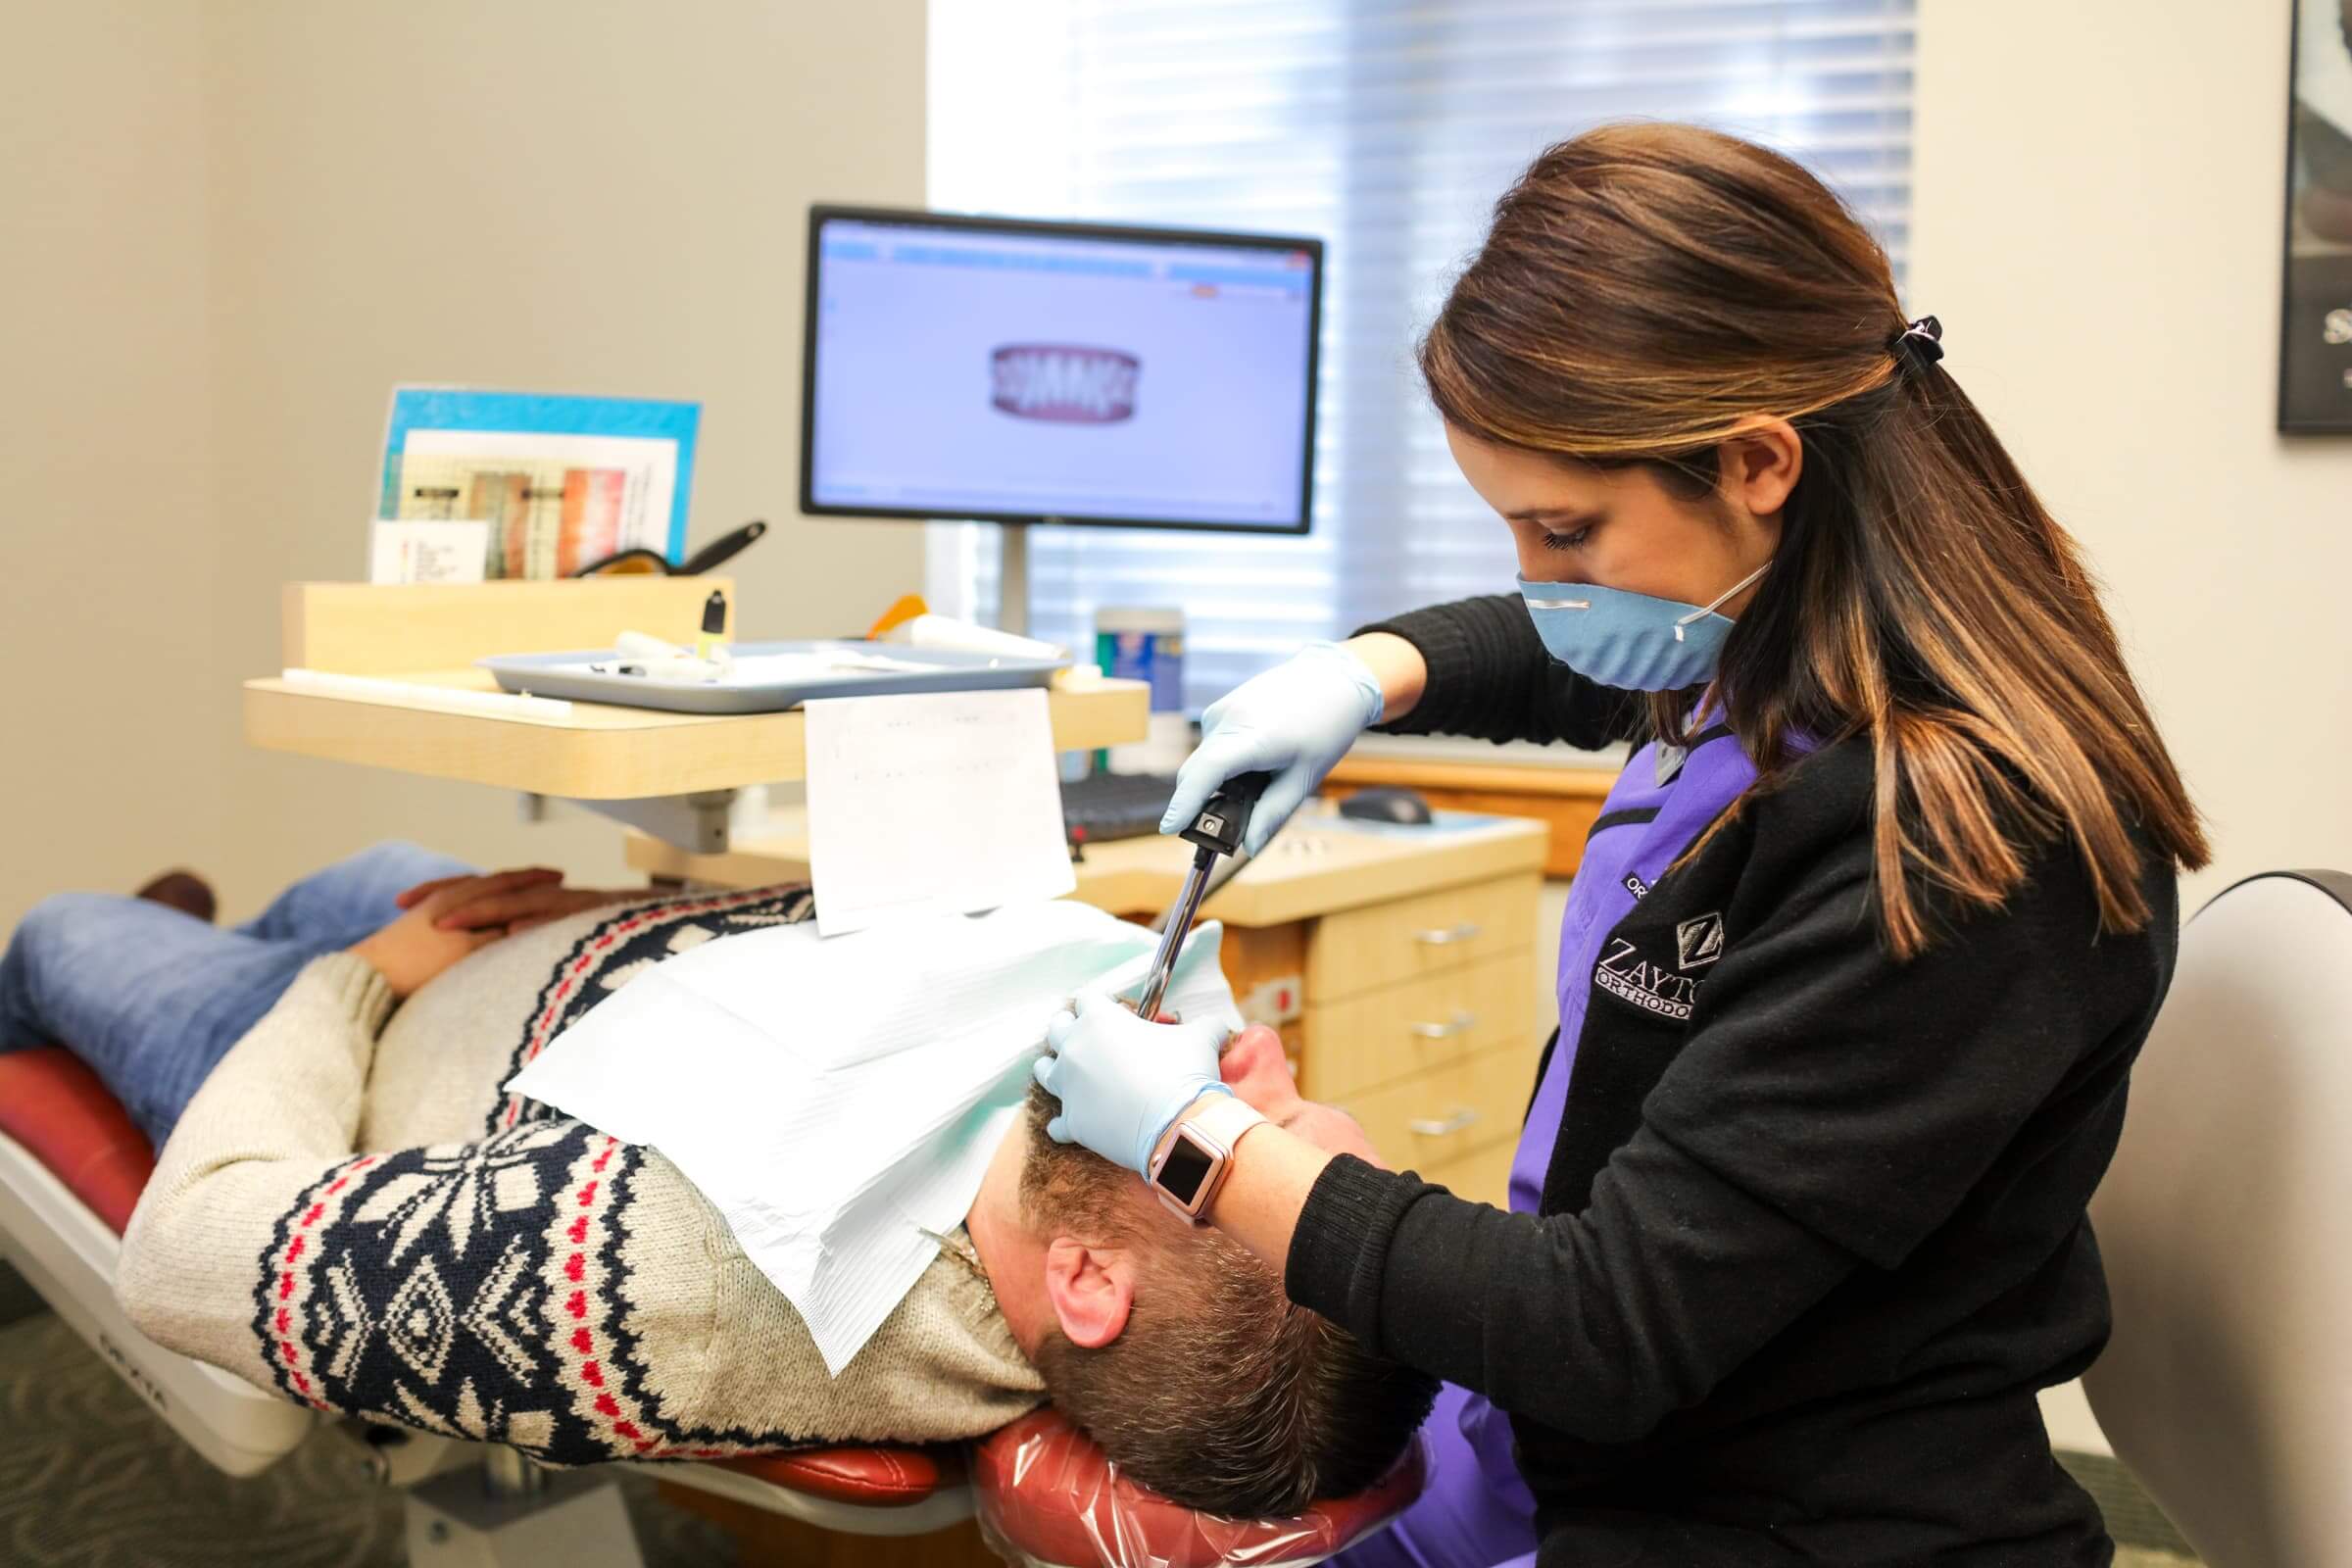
top-left (1180, 1092), bottom-right (1267, 1156)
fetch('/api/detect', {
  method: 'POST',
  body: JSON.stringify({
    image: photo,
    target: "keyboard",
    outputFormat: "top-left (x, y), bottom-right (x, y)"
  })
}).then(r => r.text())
top-left (1060, 770), bottom-right (1180, 846)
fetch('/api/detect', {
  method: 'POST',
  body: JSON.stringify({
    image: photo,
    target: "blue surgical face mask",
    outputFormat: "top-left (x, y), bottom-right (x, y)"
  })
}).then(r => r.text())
top-left (1518, 562), bottom-right (1769, 692)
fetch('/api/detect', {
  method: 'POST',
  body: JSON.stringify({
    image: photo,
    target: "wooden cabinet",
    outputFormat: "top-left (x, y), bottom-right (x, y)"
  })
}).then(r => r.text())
top-left (1283, 876), bottom-right (1543, 1205)
top-left (1306, 874), bottom-right (1540, 1000)
top-left (1419, 1135), bottom-right (1521, 1210)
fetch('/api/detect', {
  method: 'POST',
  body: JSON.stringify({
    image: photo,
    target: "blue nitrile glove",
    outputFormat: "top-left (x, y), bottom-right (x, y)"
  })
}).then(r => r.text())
top-left (1036, 992), bottom-right (1231, 1175)
top-left (1159, 641), bottom-right (1387, 858)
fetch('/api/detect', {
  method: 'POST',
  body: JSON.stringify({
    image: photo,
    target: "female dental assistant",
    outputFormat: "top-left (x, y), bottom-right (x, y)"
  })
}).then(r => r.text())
top-left (1037, 122), bottom-right (2209, 1567)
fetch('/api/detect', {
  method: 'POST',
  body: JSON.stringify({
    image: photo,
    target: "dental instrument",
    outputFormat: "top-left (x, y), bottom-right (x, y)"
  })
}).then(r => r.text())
top-left (1131, 770), bottom-right (1272, 1021)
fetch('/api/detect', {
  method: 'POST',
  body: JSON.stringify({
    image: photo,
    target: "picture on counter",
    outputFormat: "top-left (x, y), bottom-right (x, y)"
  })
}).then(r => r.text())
top-left (2282, 0), bottom-right (2352, 430)
top-left (376, 388), bottom-right (701, 577)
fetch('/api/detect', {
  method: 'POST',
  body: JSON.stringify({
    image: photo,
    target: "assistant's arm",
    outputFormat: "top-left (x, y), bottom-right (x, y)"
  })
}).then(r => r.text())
top-left (1219, 836), bottom-right (2146, 1443)
top-left (1355, 594), bottom-right (1645, 749)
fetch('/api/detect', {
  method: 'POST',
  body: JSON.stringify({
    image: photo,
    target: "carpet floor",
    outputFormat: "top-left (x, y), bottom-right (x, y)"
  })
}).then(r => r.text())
top-left (0, 1302), bottom-right (736, 1566)
top-left (0, 1262), bottom-right (2201, 1566)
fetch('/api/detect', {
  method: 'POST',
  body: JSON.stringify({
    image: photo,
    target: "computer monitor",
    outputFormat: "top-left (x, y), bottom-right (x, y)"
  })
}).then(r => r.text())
top-left (800, 206), bottom-right (1324, 628)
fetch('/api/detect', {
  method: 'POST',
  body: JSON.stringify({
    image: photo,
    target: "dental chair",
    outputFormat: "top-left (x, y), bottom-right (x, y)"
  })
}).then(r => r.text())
top-left (2082, 869), bottom-right (2352, 1568)
top-left (0, 1044), bottom-right (1422, 1567)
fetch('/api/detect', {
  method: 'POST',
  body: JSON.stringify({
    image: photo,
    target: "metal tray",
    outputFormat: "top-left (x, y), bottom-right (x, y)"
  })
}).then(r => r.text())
top-left (479, 639), bottom-right (1070, 714)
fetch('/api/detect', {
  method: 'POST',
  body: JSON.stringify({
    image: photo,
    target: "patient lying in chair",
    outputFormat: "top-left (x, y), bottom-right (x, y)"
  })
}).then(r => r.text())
top-left (0, 844), bottom-right (1435, 1517)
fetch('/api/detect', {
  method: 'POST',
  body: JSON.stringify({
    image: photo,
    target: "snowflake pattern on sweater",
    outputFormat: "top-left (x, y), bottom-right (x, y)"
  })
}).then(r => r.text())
top-left (246, 886), bottom-right (819, 1464)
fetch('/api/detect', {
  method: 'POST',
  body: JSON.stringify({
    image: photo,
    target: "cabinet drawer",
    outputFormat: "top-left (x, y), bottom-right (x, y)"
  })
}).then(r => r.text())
top-left (1306, 872), bottom-right (1542, 1002)
top-left (1335, 1044), bottom-right (1539, 1175)
top-left (1420, 1137), bottom-right (1519, 1208)
top-left (1298, 952), bottom-right (1534, 1103)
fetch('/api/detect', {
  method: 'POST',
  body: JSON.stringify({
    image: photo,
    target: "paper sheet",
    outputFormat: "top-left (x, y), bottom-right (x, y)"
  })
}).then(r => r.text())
top-left (368, 519), bottom-right (489, 584)
top-left (805, 686), bottom-right (1076, 937)
top-left (503, 901), bottom-right (1243, 1374)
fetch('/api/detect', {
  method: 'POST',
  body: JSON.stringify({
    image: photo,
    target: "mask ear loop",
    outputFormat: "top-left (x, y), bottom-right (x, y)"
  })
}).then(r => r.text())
top-left (1672, 563), bottom-right (1770, 641)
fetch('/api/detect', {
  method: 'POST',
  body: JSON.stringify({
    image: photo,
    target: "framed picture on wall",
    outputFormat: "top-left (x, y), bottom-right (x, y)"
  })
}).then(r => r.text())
top-left (2283, 0), bottom-right (2352, 430)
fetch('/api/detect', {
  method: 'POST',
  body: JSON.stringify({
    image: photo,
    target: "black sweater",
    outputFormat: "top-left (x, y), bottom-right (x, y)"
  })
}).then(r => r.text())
top-left (1285, 595), bottom-right (2175, 1565)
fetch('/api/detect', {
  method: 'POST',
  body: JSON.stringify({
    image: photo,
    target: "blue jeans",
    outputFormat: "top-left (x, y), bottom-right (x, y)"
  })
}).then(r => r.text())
top-left (0, 842), bottom-right (474, 1147)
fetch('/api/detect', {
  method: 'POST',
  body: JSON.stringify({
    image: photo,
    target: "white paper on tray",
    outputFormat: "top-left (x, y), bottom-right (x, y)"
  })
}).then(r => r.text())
top-left (504, 900), bottom-right (1242, 1374)
top-left (369, 518), bottom-right (489, 584)
top-left (804, 686), bottom-right (1076, 938)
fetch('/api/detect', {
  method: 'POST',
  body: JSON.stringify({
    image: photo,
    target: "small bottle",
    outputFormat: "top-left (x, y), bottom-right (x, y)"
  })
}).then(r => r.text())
top-left (696, 590), bottom-right (727, 661)
top-left (1094, 607), bottom-right (1188, 775)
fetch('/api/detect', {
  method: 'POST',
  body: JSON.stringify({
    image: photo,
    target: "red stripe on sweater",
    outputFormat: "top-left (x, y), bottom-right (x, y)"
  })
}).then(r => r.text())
top-left (262, 1152), bottom-right (379, 1410)
top-left (551, 1142), bottom-right (679, 1459)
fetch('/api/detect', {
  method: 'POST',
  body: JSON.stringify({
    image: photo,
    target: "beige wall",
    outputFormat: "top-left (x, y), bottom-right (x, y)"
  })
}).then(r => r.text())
top-left (1, 2), bottom-right (927, 929)
top-left (1912, 0), bottom-right (2352, 910)
top-left (1, 4), bottom-right (228, 930)
top-left (1911, 0), bottom-right (2338, 1460)
top-left (9, 5), bottom-right (2331, 934)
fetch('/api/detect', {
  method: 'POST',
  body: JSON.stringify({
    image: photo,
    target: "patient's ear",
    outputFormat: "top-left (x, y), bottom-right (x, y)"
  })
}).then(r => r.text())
top-left (1042, 1236), bottom-right (1136, 1348)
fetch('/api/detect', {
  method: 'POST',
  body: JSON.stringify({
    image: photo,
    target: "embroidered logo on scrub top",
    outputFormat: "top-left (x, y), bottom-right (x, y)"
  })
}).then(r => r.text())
top-left (1593, 911), bottom-right (1728, 1021)
top-left (1595, 938), bottom-right (1702, 1020)
top-left (1676, 912), bottom-right (1726, 969)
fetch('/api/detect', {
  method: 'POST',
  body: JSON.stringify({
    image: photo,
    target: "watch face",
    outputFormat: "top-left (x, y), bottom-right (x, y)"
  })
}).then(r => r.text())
top-left (1157, 1135), bottom-right (1215, 1205)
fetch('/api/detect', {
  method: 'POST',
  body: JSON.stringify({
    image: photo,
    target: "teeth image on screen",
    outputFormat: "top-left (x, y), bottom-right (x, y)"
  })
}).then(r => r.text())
top-left (809, 224), bottom-right (1313, 525)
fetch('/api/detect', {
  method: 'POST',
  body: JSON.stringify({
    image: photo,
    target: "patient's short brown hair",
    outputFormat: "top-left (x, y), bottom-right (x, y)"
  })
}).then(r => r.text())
top-left (1020, 1084), bottom-right (1437, 1517)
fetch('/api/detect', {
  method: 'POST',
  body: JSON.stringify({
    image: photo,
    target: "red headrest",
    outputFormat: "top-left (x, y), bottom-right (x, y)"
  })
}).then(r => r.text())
top-left (717, 1443), bottom-right (960, 1506)
top-left (0, 1046), bottom-right (156, 1235)
top-left (973, 1406), bottom-right (1427, 1568)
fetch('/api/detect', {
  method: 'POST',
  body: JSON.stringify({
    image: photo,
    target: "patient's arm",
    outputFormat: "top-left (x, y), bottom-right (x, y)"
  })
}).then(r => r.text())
top-left (116, 953), bottom-right (737, 1463)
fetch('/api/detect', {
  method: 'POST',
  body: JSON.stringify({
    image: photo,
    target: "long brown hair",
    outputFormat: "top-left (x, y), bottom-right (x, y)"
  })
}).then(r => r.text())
top-left (1420, 122), bottom-right (2206, 957)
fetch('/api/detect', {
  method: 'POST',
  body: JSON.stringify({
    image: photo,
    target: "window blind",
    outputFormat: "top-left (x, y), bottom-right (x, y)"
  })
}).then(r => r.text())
top-left (927, 0), bottom-right (1916, 712)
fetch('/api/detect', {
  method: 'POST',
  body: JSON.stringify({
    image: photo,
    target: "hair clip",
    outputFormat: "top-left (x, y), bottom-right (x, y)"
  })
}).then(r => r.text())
top-left (1890, 315), bottom-right (1944, 368)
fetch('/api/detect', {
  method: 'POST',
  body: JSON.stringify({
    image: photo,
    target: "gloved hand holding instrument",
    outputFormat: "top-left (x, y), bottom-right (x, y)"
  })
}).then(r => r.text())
top-left (1037, 769), bottom-right (1277, 1176)
top-left (1039, 641), bottom-right (1394, 1178)
top-left (1155, 641), bottom-right (1387, 858)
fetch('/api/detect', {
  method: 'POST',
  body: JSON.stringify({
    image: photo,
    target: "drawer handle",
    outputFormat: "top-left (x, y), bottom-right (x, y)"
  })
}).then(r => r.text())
top-left (1413, 922), bottom-right (1484, 947)
top-left (1408, 1108), bottom-right (1481, 1138)
top-left (1408, 1011), bottom-right (1479, 1040)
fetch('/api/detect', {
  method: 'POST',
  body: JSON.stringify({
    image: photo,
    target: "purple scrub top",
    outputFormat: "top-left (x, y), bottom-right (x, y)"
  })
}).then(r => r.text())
top-left (1467, 721), bottom-right (1759, 1499)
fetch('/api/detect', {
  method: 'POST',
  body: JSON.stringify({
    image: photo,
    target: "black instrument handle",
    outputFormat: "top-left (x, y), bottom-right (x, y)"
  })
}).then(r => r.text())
top-left (1178, 769), bottom-right (1274, 858)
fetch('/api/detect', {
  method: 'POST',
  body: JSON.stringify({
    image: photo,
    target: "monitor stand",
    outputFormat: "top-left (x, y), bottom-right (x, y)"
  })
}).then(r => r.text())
top-left (997, 520), bottom-right (1032, 638)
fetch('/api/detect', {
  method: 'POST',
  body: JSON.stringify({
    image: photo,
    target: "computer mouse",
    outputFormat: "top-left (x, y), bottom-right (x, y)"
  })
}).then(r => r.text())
top-left (1339, 787), bottom-right (1434, 826)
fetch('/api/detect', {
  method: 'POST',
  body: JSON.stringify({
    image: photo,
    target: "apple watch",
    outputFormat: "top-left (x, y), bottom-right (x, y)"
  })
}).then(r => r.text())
top-left (1148, 1092), bottom-right (1266, 1224)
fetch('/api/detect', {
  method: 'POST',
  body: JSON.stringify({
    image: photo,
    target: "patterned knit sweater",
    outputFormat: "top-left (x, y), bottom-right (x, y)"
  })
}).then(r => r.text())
top-left (115, 885), bottom-right (1045, 1464)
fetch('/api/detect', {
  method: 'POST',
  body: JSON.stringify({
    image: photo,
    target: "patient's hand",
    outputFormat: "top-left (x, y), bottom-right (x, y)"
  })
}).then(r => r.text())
top-left (395, 867), bottom-right (641, 936)
top-left (352, 875), bottom-right (535, 998)
top-left (1217, 1024), bottom-right (1386, 1167)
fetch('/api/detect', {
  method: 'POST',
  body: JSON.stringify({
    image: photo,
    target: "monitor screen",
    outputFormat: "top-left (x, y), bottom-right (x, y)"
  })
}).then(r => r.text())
top-left (802, 207), bottom-right (1322, 534)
